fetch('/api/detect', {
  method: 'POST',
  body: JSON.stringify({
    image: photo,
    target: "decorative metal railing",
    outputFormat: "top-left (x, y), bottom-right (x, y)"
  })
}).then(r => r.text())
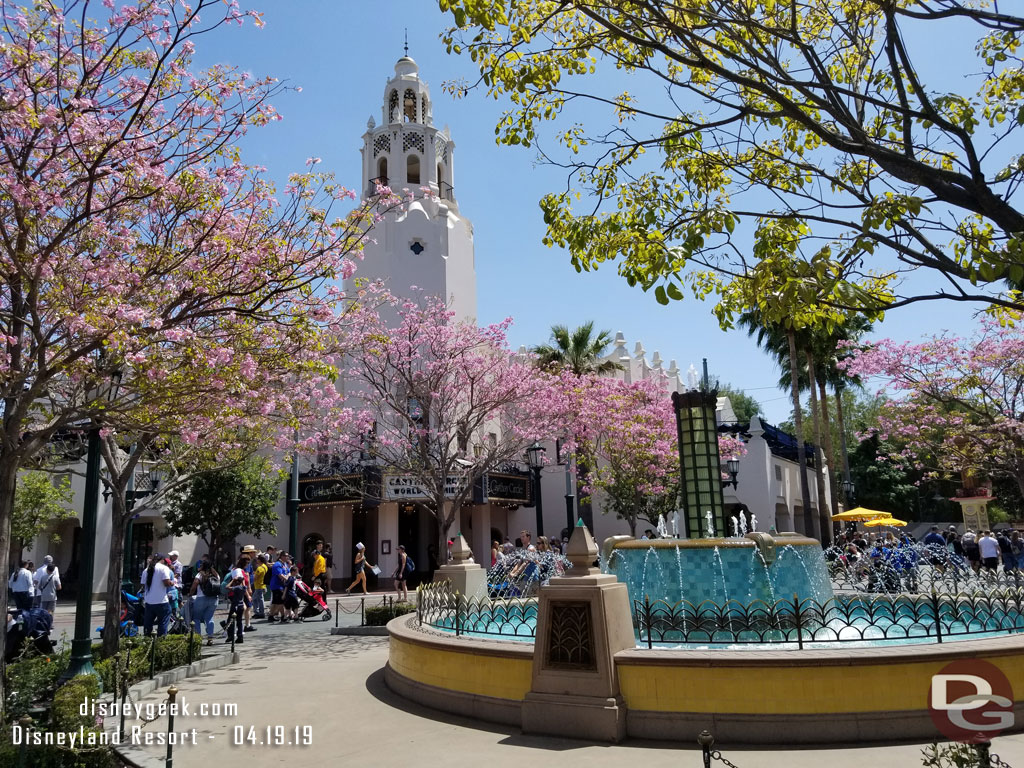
top-left (632, 589), bottom-right (1024, 649)
top-left (417, 580), bottom-right (537, 639)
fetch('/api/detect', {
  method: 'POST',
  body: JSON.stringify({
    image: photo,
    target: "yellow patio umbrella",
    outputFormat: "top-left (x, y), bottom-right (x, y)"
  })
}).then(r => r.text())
top-left (831, 507), bottom-right (893, 521)
top-left (863, 516), bottom-right (908, 527)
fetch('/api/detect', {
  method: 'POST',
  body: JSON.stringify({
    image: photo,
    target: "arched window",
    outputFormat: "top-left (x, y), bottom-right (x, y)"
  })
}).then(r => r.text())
top-left (377, 157), bottom-right (388, 187)
top-left (421, 94), bottom-right (429, 122)
top-left (407, 154), bottom-right (420, 184)
top-left (388, 90), bottom-right (399, 123)
top-left (403, 88), bottom-right (417, 122)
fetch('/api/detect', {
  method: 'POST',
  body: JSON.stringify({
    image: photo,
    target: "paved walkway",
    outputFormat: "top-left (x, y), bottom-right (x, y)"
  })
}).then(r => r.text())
top-left (115, 630), bottom-right (1024, 768)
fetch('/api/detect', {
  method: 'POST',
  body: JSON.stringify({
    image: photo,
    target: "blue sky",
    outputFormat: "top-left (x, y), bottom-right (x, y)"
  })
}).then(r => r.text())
top-left (199, 1), bottom-right (981, 424)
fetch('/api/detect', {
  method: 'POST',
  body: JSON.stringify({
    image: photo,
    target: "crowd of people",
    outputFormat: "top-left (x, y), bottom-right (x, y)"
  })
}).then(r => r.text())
top-left (827, 525), bottom-right (1024, 592)
top-left (8, 555), bottom-right (61, 614)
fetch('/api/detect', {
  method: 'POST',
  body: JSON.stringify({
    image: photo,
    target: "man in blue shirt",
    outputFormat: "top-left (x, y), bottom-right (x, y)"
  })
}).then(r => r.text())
top-left (266, 552), bottom-right (291, 623)
top-left (922, 526), bottom-right (946, 548)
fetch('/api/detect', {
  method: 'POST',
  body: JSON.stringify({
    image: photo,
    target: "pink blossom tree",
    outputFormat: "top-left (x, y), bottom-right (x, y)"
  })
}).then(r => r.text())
top-left (0, 0), bottom-right (398, 665)
top-left (840, 318), bottom-right (1024, 498)
top-left (329, 291), bottom-right (563, 556)
top-left (560, 374), bottom-right (746, 536)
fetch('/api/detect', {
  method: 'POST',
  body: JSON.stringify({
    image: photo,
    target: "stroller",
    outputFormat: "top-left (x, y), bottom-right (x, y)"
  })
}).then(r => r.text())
top-left (96, 589), bottom-right (143, 637)
top-left (5, 607), bottom-right (54, 662)
top-left (296, 580), bottom-right (332, 621)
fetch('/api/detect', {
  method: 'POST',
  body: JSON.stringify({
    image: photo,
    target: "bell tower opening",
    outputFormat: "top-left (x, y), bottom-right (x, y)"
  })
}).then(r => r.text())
top-left (407, 155), bottom-right (420, 185)
top-left (388, 90), bottom-right (399, 124)
top-left (377, 157), bottom-right (388, 187)
top-left (404, 88), bottom-right (417, 122)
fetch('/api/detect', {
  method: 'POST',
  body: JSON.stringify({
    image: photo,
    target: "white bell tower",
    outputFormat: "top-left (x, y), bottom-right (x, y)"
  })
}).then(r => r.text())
top-left (350, 56), bottom-right (477, 323)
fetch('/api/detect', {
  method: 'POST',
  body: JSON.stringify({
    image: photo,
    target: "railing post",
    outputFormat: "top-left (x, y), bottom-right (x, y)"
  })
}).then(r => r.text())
top-left (455, 593), bottom-right (463, 637)
top-left (644, 596), bottom-right (653, 650)
top-left (165, 685), bottom-right (178, 768)
top-left (187, 627), bottom-right (194, 665)
top-left (360, 597), bottom-right (365, 626)
top-left (335, 599), bottom-right (339, 628)
top-left (792, 593), bottom-right (804, 650)
top-left (120, 645), bottom-right (131, 735)
top-left (697, 730), bottom-right (714, 768)
top-left (149, 635), bottom-right (157, 680)
top-left (931, 589), bottom-right (943, 644)
top-left (975, 739), bottom-right (992, 768)
top-left (16, 716), bottom-right (31, 768)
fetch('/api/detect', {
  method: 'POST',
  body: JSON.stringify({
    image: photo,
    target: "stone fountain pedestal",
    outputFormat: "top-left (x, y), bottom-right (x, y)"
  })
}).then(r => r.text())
top-left (521, 523), bottom-right (635, 743)
top-left (433, 534), bottom-right (485, 598)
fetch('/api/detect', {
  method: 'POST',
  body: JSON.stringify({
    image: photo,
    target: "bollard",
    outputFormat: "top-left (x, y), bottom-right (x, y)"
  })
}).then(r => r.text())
top-left (335, 599), bottom-right (339, 628)
top-left (121, 645), bottom-right (132, 735)
top-left (975, 740), bottom-right (992, 768)
top-left (697, 729), bottom-right (715, 768)
top-left (187, 626), bottom-right (194, 665)
top-left (16, 716), bottom-right (31, 768)
top-left (165, 685), bottom-right (178, 768)
top-left (149, 635), bottom-right (157, 680)
top-left (360, 597), bottom-right (365, 626)
top-left (229, 606), bottom-right (236, 654)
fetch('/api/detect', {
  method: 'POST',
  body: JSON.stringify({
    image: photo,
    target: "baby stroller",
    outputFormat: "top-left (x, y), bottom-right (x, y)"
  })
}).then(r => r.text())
top-left (5, 607), bottom-right (54, 662)
top-left (296, 580), bottom-right (332, 621)
top-left (96, 589), bottom-right (143, 637)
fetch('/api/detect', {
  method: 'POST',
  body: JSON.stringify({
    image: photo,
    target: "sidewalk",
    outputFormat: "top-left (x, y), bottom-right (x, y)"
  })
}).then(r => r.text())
top-left (114, 631), bottom-right (1024, 768)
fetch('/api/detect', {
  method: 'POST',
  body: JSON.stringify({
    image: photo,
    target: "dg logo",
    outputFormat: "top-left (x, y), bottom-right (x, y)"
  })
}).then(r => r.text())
top-left (930, 659), bottom-right (1015, 743)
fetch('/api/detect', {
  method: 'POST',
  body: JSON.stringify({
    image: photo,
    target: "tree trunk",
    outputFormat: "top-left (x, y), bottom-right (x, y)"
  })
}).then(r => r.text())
top-left (835, 384), bottom-right (853, 495)
top-left (102, 495), bottom-right (128, 657)
top-left (806, 351), bottom-right (830, 546)
top-left (0, 457), bottom-right (20, 714)
top-left (788, 330), bottom-right (813, 536)
top-left (818, 377), bottom-right (841, 516)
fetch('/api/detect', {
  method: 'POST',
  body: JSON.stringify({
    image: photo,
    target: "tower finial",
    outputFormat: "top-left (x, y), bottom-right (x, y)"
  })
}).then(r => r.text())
top-left (404, 28), bottom-right (408, 56)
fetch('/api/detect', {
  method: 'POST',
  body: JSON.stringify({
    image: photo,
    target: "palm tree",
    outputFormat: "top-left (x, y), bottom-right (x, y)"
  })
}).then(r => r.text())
top-left (532, 322), bottom-right (622, 533)
top-left (532, 322), bottom-right (622, 375)
top-left (739, 311), bottom-right (815, 537)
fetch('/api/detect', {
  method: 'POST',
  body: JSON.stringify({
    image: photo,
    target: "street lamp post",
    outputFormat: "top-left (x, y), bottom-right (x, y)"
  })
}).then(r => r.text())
top-left (526, 442), bottom-right (546, 538)
top-left (557, 438), bottom-right (575, 536)
top-left (61, 366), bottom-right (121, 687)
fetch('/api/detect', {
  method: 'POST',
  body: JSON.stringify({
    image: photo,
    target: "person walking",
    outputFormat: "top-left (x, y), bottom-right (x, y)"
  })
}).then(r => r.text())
top-left (266, 552), bottom-right (291, 623)
top-left (344, 543), bottom-right (374, 595)
top-left (978, 530), bottom-right (1001, 571)
top-left (141, 554), bottom-right (175, 637)
top-left (224, 573), bottom-right (247, 644)
top-left (311, 542), bottom-right (326, 590)
top-left (392, 545), bottom-right (411, 602)
top-left (36, 562), bottom-right (61, 614)
top-left (189, 560), bottom-right (221, 646)
top-left (32, 557), bottom-right (56, 609)
top-left (10, 561), bottom-right (33, 612)
top-left (283, 566), bottom-right (301, 622)
top-left (252, 554), bottom-right (269, 619)
top-left (323, 543), bottom-right (334, 594)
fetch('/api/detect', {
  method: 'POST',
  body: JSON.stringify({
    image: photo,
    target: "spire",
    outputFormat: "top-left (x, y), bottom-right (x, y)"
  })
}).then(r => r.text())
top-left (404, 28), bottom-right (408, 57)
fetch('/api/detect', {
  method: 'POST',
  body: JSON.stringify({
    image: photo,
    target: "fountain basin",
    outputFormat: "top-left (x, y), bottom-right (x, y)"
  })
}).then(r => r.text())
top-left (386, 613), bottom-right (1024, 744)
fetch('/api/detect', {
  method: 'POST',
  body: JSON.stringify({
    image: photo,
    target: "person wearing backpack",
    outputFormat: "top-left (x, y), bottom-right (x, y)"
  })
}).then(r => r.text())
top-left (189, 560), bottom-right (221, 646)
top-left (392, 545), bottom-right (413, 602)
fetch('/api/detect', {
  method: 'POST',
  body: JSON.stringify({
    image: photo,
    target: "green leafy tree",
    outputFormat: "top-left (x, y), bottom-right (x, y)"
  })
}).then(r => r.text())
top-left (162, 457), bottom-right (282, 557)
top-left (441, 1), bottom-right (1024, 323)
top-left (717, 383), bottom-right (761, 423)
top-left (11, 471), bottom-right (74, 559)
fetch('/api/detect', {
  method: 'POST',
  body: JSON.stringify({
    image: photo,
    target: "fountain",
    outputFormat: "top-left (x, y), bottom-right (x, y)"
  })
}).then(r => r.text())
top-left (604, 531), bottom-right (831, 609)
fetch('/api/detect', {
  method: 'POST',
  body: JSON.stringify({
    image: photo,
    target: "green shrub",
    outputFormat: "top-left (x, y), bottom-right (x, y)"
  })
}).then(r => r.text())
top-left (51, 676), bottom-right (101, 732)
top-left (4, 650), bottom-right (67, 720)
top-left (364, 602), bottom-right (416, 626)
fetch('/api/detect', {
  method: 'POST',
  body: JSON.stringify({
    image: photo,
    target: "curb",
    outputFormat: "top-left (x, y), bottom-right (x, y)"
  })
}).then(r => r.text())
top-left (104, 648), bottom-right (240, 768)
top-left (330, 625), bottom-right (389, 636)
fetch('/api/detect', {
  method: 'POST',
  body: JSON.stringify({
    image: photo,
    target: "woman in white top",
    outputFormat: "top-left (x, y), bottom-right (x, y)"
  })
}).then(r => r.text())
top-left (141, 555), bottom-right (175, 636)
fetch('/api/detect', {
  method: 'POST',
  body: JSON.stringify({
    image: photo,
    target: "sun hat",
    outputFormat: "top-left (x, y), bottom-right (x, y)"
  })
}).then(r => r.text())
top-left (168, 550), bottom-right (179, 558)
top-left (356, 542), bottom-right (365, 550)
top-left (43, 555), bottom-right (53, 564)
top-left (241, 544), bottom-right (257, 553)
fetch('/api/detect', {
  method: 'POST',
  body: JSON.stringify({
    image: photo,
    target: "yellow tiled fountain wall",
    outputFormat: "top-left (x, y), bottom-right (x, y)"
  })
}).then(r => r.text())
top-left (390, 627), bottom-right (1024, 716)
top-left (618, 651), bottom-right (1024, 714)
top-left (389, 632), bottom-right (533, 701)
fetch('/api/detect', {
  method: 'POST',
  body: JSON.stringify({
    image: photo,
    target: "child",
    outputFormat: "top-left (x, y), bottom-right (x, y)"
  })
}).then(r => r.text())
top-left (225, 575), bottom-right (246, 644)
top-left (283, 566), bottom-right (301, 623)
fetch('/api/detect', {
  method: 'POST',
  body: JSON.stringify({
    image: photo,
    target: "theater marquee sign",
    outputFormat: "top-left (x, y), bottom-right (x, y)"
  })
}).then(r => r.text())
top-left (297, 474), bottom-right (363, 509)
top-left (383, 474), bottom-right (467, 501)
